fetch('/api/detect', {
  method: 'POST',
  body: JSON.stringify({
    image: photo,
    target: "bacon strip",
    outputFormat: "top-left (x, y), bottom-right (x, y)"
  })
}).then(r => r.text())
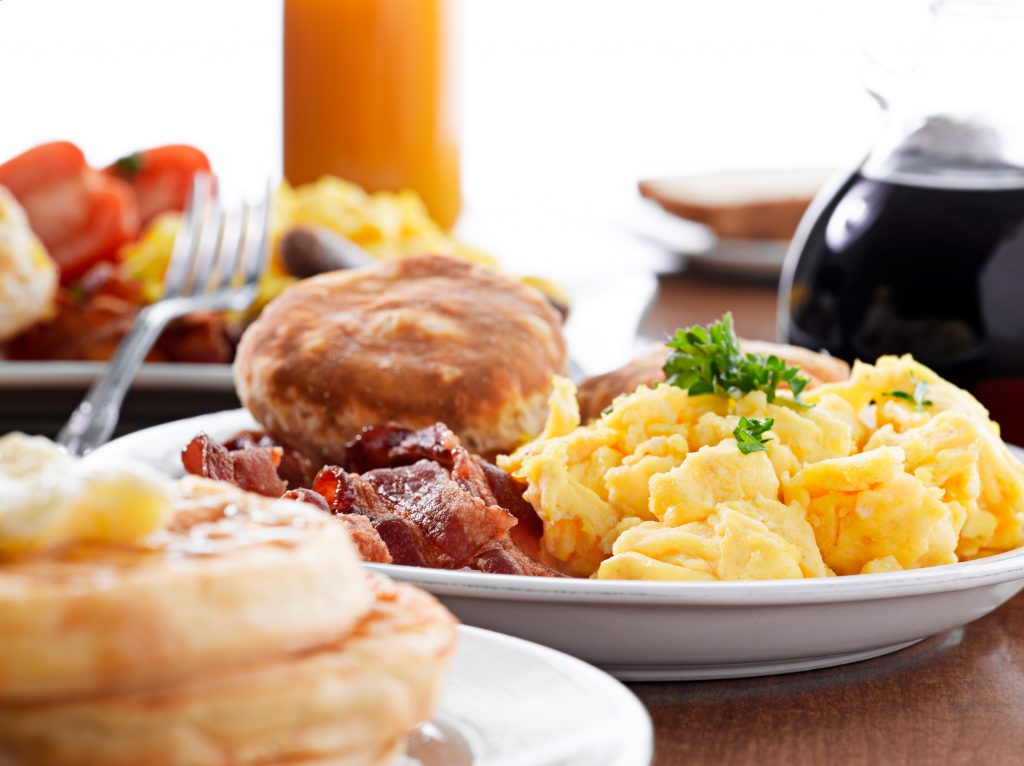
top-left (471, 540), bottom-right (567, 577)
top-left (181, 433), bottom-right (286, 497)
top-left (282, 488), bottom-right (392, 564)
top-left (344, 423), bottom-right (459, 473)
top-left (314, 461), bottom-right (515, 569)
top-left (346, 423), bottom-right (545, 559)
top-left (182, 423), bottom-right (561, 576)
top-left (224, 430), bottom-right (318, 490)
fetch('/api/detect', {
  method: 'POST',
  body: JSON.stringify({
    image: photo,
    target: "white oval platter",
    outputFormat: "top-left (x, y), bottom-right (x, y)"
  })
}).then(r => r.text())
top-left (90, 408), bottom-right (1024, 681)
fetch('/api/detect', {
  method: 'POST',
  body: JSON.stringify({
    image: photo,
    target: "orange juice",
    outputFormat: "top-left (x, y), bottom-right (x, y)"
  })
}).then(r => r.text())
top-left (284, 0), bottom-right (461, 228)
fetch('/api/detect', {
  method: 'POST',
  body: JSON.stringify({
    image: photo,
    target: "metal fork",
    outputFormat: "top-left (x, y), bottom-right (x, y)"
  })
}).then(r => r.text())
top-left (57, 174), bottom-right (271, 456)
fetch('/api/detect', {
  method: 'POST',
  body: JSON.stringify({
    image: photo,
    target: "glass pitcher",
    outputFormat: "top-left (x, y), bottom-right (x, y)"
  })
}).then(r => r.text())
top-left (779, 0), bottom-right (1024, 441)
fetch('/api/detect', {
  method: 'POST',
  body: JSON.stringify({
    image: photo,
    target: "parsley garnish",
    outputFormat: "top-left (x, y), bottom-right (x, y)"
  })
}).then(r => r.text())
top-left (112, 152), bottom-right (145, 179)
top-left (881, 377), bottom-right (932, 412)
top-left (662, 313), bottom-right (811, 406)
top-left (734, 416), bottom-right (774, 454)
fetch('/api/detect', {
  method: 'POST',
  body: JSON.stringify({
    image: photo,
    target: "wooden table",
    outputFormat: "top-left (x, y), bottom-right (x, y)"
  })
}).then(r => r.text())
top-left (632, 595), bottom-right (1024, 765)
top-left (632, 268), bottom-right (1024, 766)
top-left (639, 269), bottom-right (780, 344)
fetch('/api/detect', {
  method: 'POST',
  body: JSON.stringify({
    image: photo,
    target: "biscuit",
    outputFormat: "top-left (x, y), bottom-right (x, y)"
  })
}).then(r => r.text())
top-left (235, 254), bottom-right (567, 462)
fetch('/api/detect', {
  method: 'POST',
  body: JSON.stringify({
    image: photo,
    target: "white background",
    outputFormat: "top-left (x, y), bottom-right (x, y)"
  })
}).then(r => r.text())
top-left (0, 0), bottom-right (935, 371)
top-left (0, 1), bottom-right (909, 206)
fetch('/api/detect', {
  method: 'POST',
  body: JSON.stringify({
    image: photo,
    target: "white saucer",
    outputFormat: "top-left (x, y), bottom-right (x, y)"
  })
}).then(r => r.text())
top-left (413, 626), bottom-right (652, 765)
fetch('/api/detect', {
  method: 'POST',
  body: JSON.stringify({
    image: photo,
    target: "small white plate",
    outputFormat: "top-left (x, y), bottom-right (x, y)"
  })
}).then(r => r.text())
top-left (623, 199), bottom-right (789, 278)
top-left (412, 626), bottom-right (652, 766)
top-left (92, 409), bottom-right (1024, 682)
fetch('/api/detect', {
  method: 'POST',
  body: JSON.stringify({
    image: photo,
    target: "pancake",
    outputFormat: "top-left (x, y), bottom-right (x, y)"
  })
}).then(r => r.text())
top-left (0, 477), bottom-right (373, 702)
top-left (0, 575), bottom-right (456, 766)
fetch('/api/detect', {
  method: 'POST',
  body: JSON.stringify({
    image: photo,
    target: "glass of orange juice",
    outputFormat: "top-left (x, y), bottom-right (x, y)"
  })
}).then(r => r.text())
top-left (283, 0), bottom-right (461, 228)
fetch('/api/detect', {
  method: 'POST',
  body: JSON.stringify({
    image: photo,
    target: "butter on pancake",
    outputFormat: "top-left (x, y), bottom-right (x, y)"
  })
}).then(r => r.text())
top-left (0, 433), bottom-right (172, 554)
top-left (234, 254), bottom-right (568, 463)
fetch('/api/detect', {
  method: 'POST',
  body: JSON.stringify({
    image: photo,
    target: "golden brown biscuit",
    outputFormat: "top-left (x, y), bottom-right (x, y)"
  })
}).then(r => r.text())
top-left (0, 477), bottom-right (372, 702)
top-left (577, 340), bottom-right (850, 422)
top-left (0, 575), bottom-right (457, 766)
top-left (235, 254), bottom-right (567, 462)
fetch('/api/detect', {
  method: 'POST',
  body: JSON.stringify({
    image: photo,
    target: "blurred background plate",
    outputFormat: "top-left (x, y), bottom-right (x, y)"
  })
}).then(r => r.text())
top-left (0, 362), bottom-right (237, 439)
top-left (623, 199), bottom-right (790, 279)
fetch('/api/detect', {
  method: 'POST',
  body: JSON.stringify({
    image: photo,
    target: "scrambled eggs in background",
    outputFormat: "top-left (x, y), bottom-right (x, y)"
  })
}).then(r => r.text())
top-left (120, 176), bottom-right (495, 306)
top-left (498, 355), bottom-right (1024, 580)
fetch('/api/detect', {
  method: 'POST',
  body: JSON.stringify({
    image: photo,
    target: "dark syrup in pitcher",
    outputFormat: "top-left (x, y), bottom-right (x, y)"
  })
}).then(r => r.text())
top-left (781, 169), bottom-right (1024, 442)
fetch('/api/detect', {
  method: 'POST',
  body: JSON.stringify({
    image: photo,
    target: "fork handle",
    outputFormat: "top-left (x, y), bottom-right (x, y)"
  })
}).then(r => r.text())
top-left (56, 301), bottom-right (182, 456)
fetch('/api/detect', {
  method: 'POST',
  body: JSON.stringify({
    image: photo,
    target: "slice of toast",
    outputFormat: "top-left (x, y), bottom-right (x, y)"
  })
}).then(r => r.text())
top-left (639, 168), bottom-right (831, 240)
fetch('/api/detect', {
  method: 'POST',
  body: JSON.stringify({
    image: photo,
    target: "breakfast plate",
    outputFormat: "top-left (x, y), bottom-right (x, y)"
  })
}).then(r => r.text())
top-left (91, 407), bottom-right (1024, 681)
top-left (411, 625), bottom-right (652, 765)
top-left (0, 362), bottom-right (238, 439)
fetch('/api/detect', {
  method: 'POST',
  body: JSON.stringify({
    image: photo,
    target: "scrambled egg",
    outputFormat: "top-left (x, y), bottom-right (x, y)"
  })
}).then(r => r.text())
top-left (0, 186), bottom-right (56, 343)
top-left (121, 177), bottom-right (494, 306)
top-left (0, 433), bottom-right (172, 555)
top-left (499, 355), bottom-right (1024, 581)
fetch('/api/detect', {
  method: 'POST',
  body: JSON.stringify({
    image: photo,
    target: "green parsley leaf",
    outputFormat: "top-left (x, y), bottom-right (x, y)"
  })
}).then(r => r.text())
top-left (881, 376), bottom-right (933, 412)
top-left (662, 313), bottom-right (811, 406)
top-left (733, 416), bottom-right (774, 454)
top-left (112, 152), bottom-right (145, 179)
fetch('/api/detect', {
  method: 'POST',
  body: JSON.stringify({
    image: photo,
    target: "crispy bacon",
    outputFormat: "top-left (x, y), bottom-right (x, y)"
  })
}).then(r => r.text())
top-left (344, 422), bottom-right (459, 473)
top-left (475, 460), bottom-right (544, 559)
top-left (181, 433), bottom-right (286, 497)
top-left (314, 461), bottom-right (515, 569)
top-left (224, 430), bottom-right (318, 490)
top-left (182, 422), bottom-right (561, 576)
top-left (282, 487), bottom-right (392, 563)
top-left (363, 461), bottom-right (516, 567)
top-left (313, 466), bottom-right (436, 567)
top-left (345, 423), bottom-right (545, 558)
top-left (471, 540), bottom-right (567, 577)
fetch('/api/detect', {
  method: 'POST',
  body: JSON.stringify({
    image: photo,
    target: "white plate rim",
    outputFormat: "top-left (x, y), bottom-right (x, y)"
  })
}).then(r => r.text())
top-left (0, 361), bottom-right (234, 390)
top-left (448, 625), bottom-right (653, 766)
top-left (89, 407), bottom-right (1024, 607)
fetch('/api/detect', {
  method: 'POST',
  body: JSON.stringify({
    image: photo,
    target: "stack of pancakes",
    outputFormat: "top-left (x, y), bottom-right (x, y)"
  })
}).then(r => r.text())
top-left (0, 477), bottom-right (457, 766)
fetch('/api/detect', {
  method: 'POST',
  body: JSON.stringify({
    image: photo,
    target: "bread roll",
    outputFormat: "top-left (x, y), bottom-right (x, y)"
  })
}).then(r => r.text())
top-left (235, 254), bottom-right (567, 462)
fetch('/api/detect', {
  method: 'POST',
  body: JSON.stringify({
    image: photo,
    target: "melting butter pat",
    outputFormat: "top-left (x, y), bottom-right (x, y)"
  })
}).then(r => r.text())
top-left (0, 433), bottom-right (173, 554)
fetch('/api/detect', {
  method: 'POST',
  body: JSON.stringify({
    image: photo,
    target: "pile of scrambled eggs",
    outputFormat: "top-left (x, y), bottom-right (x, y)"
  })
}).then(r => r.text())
top-left (498, 356), bottom-right (1024, 580)
top-left (119, 177), bottom-right (495, 305)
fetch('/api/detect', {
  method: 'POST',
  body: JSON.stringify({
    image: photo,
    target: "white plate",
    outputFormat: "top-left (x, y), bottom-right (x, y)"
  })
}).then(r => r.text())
top-left (412, 626), bottom-right (652, 766)
top-left (0, 361), bottom-right (234, 390)
top-left (623, 199), bottom-right (790, 278)
top-left (91, 408), bottom-right (1024, 681)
